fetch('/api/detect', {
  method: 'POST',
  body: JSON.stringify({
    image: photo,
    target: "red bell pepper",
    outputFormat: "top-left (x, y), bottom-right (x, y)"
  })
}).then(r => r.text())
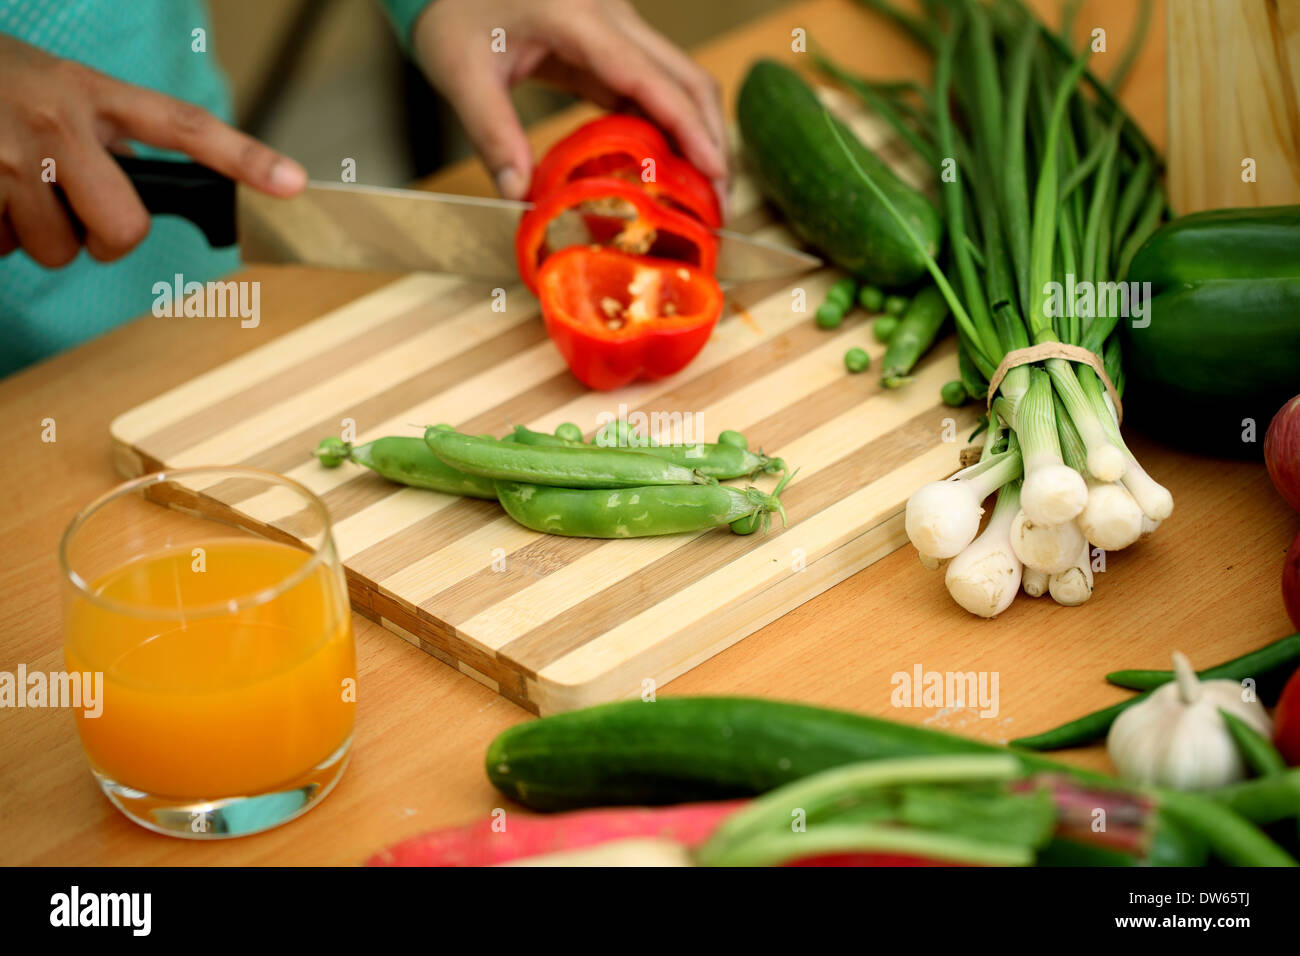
top-left (528, 114), bottom-right (722, 228)
top-left (536, 245), bottom-right (723, 390)
top-left (515, 176), bottom-right (717, 295)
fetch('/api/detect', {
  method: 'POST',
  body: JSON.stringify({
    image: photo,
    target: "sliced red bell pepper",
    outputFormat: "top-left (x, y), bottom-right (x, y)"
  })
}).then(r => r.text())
top-left (528, 114), bottom-right (722, 228)
top-left (537, 245), bottom-right (723, 390)
top-left (516, 176), bottom-right (718, 295)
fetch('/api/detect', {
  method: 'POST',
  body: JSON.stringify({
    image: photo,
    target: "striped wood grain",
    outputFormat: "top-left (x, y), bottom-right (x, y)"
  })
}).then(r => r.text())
top-left (109, 93), bottom-right (977, 713)
top-left (1167, 0), bottom-right (1300, 211)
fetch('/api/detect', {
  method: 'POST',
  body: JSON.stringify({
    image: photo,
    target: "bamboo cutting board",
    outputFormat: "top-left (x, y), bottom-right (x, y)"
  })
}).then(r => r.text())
top-left (108, 92), bottom-right (978, 715)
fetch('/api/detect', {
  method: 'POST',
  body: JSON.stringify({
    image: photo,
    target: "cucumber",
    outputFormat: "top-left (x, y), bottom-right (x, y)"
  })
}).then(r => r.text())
top-left (737, 60), bottom-right (943, 286)
top-left (1123, 206), bottom-right (1300, 457)
top-left (485, 696), bottom-right (1096, 811)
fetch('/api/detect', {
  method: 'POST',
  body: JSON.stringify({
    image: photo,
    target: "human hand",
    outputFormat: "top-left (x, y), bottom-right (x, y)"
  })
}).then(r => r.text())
top-left (411, 0), bottom-right (728, 210)
top-left (0, 32), bottom-right (306, 267)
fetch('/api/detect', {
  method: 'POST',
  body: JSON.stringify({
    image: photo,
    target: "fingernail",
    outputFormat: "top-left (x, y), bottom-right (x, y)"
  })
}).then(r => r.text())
top-left (270, 159), bottom-right (307, 193)
top-left (495, 167), bottom-right (528, 200)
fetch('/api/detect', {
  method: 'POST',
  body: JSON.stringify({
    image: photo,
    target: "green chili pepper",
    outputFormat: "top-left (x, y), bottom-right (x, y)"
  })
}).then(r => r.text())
top-left (425, 428), bottom-right (708, 489)
top-left (1220, 710), bottom-right (1288, 778)
top-left (1011, 694), bottom-right (1150, 752)
top-left (1158, 790), bottom-right (1297, 867)
top-left (1207, 768), bottom-right (1300, 825)
top-left (844, 347), bottom-right (870, 373)
top-left (313, 436), bottom-right (497, 499)
top-left (1106, 634), bottom-right (1300, 698)
top-left (1014, 633), bottom-right (1300, 751)
top-left (495, 480), bottom-right (786, 538)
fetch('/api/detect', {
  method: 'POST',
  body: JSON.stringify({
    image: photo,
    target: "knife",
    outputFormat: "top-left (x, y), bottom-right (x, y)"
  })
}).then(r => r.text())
top-left (111, 156), bottom-right (821, 284)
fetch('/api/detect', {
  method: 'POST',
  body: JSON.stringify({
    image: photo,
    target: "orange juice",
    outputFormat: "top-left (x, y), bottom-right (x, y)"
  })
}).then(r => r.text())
top-left (65, 537), bottom-right (355, 799)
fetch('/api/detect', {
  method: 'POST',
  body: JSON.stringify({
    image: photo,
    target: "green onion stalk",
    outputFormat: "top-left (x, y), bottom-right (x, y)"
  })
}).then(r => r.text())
top-left (819, 0), bottom-right (1170, 616)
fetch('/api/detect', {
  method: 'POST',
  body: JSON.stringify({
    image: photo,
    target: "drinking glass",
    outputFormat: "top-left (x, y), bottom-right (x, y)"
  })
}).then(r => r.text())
top-left (59, 467), bottom-right (356, 838)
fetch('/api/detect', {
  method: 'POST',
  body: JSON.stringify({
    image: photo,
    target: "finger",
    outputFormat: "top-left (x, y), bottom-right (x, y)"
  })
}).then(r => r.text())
top-left (531, 56), bottom-right (622, 111)
top-left (551, 20), bottom-right (727, 183)
top-left (58, 132), bottom-right (151, 262)
top-left (8, 178), bottom-right (81, 267)
top-left (608, 8), bottom-right (728, 171)
top-left (94, 77), bottom-right (306, 196)
top-left (433, 54), bottom-right (533, 198)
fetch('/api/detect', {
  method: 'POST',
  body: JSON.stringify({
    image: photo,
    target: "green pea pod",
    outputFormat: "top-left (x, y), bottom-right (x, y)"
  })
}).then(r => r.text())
top-left (314, 436), bottom-right (497, 499)
top-left (511, 425), bottom-right (784, 480)
top-left (426, 428), bottom-right (708, 489)
top-left (495, 482), bottom-right (783, 538)
top-left (510, 425), bottom-right (579, 448)
top-left (631, 444), bottom-right (785, 480)
top-left (880, 285), bottom-right (950, 388)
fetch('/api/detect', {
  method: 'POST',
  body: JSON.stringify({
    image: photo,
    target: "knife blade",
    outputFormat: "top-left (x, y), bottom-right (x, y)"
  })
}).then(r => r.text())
top-left (113, 157), bottom-right (822, 284)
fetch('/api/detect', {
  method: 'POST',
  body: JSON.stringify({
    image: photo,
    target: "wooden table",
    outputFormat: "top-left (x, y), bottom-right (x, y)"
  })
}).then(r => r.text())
top-left (2, 0), bottom-right (1295, 865)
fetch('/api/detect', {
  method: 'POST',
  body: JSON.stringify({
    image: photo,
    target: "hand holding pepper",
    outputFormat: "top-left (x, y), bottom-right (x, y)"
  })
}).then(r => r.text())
top-left (410, 0), bottom-right (729, 209)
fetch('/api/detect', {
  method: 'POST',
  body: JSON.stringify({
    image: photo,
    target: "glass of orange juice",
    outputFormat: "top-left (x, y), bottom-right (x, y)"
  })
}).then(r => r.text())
top-left (59, 466), bottom-right (356, 838)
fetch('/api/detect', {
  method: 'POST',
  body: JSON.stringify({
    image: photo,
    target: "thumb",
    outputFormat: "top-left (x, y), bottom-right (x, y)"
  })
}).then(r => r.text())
top-left (440, 58), bottom-right (532, 199)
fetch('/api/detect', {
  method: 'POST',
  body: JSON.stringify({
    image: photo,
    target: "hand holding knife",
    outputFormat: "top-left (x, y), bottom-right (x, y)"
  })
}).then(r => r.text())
top-left (106, 156), bottom-right (821, 286)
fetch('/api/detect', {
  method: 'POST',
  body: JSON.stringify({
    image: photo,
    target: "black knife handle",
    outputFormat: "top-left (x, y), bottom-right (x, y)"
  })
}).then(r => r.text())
top-left (113, 156), bottom-right (237, 248)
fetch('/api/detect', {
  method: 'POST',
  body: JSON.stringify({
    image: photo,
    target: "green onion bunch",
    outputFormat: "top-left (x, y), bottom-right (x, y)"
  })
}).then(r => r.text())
top-left (820, 0), bottom-right (1171, 616)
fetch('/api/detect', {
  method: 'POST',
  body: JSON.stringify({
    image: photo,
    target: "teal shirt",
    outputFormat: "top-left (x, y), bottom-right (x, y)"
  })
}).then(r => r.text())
top-left (0, 0), bottom-right (430, 378)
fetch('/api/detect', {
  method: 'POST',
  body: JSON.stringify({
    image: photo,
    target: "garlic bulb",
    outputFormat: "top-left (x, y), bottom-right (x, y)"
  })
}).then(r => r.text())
top-left (1107, 651), bottom-right (1273, 790)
